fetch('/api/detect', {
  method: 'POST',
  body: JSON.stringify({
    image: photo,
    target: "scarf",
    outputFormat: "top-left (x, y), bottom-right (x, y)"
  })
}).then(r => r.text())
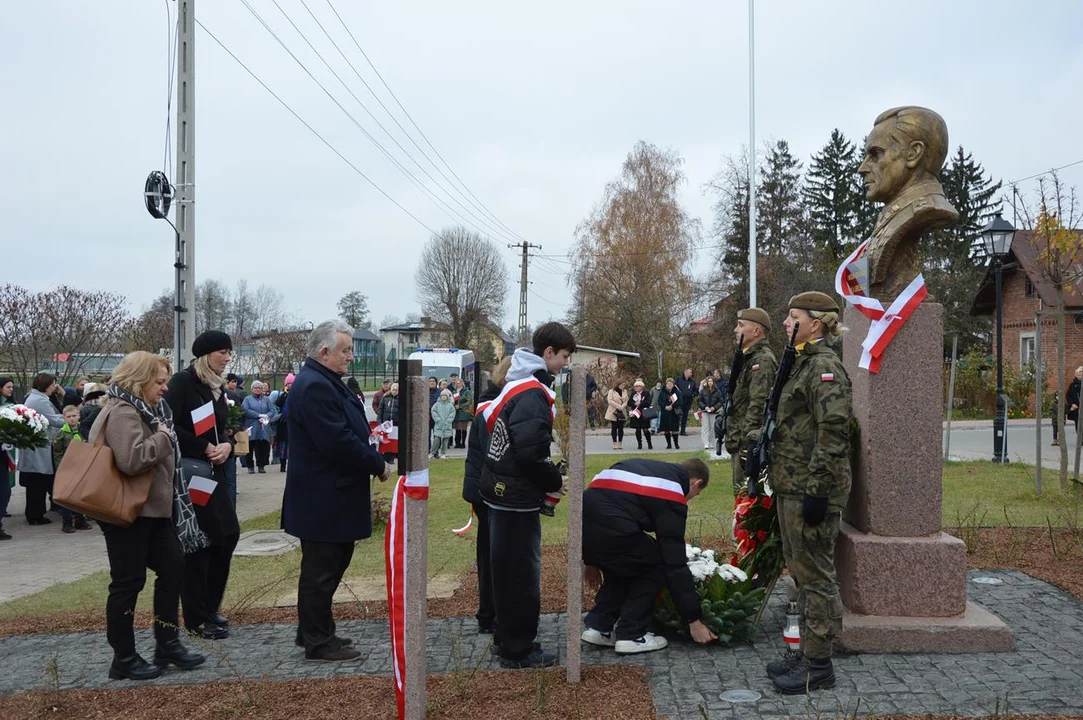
top-left (107, 385), bottom-right (208, 554)
top-left (193, 357), bottom-right (225, 401)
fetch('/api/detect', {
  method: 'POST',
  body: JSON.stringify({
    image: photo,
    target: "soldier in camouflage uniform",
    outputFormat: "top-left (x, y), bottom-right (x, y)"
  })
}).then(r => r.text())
top-left (724, 308), bottom-right (777, 494)
top-left (766, 291), bottom-right (852, 695)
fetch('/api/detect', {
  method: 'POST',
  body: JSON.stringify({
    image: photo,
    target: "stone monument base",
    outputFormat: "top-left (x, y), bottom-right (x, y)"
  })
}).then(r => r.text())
top-left (839, 602), bottom-right (1014, 654)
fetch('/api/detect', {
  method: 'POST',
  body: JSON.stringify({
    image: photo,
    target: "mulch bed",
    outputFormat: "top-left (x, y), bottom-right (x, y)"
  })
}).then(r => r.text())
top-left (0, 666), bottom-right (655, 720)
top-left (955, 526), bottom-right (1083, 600)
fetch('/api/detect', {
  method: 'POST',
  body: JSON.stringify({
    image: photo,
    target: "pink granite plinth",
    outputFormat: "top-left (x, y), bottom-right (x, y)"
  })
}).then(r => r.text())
top-left (843, 303), bottom-right (944, 537)
top-left (838, 603), bottom-right (1014, 654)
top-left (836, 522), bottom-right (966, 617)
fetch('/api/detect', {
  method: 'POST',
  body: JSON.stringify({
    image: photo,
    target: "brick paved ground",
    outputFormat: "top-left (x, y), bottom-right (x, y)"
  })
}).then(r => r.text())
top-left (1, 569), bottom-right (1080, 719)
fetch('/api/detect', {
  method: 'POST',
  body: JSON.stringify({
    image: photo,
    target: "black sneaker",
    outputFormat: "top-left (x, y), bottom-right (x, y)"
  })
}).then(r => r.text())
top-left (499, 647), bottom-right (558, 669)
top-left (27, 517), bottom-right (52, 525)
top-left (766, 651), bottom-right (804, 679)
top-left (305, 645), bottom-right (361, 662)
top-left (772, 657), bottom-right (836, 695)
top-left (295, 633), bottom-right (353, 648)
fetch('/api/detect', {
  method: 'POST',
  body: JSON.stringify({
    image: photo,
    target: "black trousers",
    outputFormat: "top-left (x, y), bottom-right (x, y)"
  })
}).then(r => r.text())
top-left (101, 516), bottom-right (184, 655)
top-left (679, 400), bottom-right (692, 433)
top-left (489, 508), bottom-right (541, 660)
top-left (297, 540), bottom-right (354, 652)
top-left (182, 532), bottom-right (239, 630)
top-left (472, 503), bottom-right (496, 630)
top-left (247, 440), bottom-right (270, 470)
top-left (21, 471), bottom-right (52, 521)
top-left (583, 529), bottom-right (666, 641)
top-left (610, 421), bottom-right (625, 443)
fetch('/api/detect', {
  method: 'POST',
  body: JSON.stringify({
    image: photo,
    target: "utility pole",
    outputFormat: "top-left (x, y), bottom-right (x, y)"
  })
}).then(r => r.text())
top-left (509, 241), bottom-right (541, 344)
top-left (175, 0), bottom-right (196, 368)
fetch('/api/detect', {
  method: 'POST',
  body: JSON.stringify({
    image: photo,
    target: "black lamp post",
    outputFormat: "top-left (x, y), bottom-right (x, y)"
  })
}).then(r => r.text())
top-left (981, 212), bottom-right (1016, 464)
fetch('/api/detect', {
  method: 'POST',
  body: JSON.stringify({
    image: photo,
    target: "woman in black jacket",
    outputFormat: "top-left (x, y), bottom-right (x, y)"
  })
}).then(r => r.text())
top-left (163, 331), bottom-right (240, 641)
top-left (275, 375), bottom-right (293, 473)
top-left (378, 382), bottom-right (400, 464)
top-left (626, 379), bottom-right (653, 450)
top-left (697, 376), bottom-right (725, 452)
top-left (658, 378), bottom-right (681, 449)
top-left (460, 357), bottom-right (510, 634)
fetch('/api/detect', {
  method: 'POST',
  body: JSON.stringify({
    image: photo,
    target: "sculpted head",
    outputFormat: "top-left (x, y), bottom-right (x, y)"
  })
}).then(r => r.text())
top-left (858, 106), bottom-right (948, 203)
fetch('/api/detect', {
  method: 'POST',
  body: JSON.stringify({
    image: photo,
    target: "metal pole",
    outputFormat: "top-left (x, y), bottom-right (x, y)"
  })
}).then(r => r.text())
top-left (1035, 312), bottom-right (1043, 494)
top-left (175, 0), bottom-right (196, 368)
top-left (747, 0), bottom-right (757, 307)
top-left (993, 257), bottom-right (1007, 463)
top-left (399, 358), bottom-right (428, 720)
top-left (565, 364), bottom-right (587, 683)
top-left (944, 333), bottom-right (958, 461)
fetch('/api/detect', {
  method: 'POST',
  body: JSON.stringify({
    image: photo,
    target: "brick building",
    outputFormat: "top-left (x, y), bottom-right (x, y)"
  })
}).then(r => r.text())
top-left (971, 229), bottom-right (1083, 390)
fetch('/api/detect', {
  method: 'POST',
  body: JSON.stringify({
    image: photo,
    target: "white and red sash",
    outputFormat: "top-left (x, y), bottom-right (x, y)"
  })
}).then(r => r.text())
top-left (369, 421), bottom-right (399, 454)
top-left (482, 377), bottom-right (556, 432)
top-left (450, 400), bottom-right (493, 536)
top-left (589, 468), bottom-right (687, 505)
top-left (835, 238), bottom-right (928, 373)
top-left (385, 469), bottom-right (429, 720)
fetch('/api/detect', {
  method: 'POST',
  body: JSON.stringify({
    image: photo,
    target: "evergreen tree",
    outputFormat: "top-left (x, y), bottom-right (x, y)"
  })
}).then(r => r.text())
top-left (757, 140), bottom-right (804, 260)
top-left (804, 129), bottom-right (862, 271)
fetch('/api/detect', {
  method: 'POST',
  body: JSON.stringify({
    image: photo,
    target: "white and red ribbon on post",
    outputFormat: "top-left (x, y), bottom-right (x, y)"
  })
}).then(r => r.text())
top-left (385, 468), bottom-right (429, 720)
top-left (835, 238), bottom-right (928, 373)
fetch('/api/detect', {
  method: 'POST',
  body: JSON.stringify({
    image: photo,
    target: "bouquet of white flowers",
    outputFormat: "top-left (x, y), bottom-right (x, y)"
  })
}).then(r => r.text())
top-left (0, 404), bottom-right (51, 450)
top-left (652, 543), bottom-right (764, 645)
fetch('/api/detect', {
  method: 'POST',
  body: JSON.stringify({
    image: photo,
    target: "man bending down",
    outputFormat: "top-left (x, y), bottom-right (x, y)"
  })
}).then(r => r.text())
top-left (581, 457), bottom-right (717, 653)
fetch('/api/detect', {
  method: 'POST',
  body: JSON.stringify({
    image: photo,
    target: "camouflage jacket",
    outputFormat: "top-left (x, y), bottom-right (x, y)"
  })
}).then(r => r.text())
top-left (768, 339), bottom-right (852, 510)
top-left (724, 340), bottom-right (777, 455)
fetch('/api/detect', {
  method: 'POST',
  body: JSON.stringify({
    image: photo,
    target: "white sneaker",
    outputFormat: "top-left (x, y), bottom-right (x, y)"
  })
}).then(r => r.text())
top-left (581, 628), bottom-right (616, 647)
top-left (615, 633), bottom-right (668, 654)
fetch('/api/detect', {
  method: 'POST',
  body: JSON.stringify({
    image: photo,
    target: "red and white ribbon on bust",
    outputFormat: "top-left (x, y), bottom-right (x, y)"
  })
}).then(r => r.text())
top-left (835, 238), bottom-right (928, 374)
top-left (385, 469), bottom-right (429, 720)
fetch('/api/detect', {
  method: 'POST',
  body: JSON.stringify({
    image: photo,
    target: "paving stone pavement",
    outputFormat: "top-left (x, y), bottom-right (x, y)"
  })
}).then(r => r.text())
top-left (1, 569), bottom-right (1081, 719)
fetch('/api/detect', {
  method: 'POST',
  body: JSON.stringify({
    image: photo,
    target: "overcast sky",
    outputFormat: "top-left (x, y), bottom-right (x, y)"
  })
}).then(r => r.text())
top-left (3, 1), bottom-right (1082, 335)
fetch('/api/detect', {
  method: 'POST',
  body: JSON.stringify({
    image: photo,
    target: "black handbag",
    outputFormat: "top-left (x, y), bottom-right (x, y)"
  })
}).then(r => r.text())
top-left (179, 457), bottom-right (214, 483)
top-left (641, 407), bottom-right (660, 420)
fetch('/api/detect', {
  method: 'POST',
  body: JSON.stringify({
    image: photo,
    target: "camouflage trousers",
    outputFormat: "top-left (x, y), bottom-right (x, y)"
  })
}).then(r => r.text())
top-left (731, 457), bottom-right (745, 496)
top-left (777, 495), bottom-right (843, 660)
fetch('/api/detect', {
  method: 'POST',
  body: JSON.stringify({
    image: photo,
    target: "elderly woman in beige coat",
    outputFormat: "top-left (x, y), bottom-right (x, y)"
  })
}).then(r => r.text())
top-left (605, 380), bottom-right (629, 450)
top-left (90, 351), bottom-right (207, 682)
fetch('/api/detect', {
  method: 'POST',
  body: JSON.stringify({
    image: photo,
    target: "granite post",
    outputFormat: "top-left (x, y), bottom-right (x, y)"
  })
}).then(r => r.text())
top-left (399, 359), bottom-right (429, 718)
top-left (836, 304), bottom-right (1012, 652)
top-left (565, 365), bottom-right (587, 683)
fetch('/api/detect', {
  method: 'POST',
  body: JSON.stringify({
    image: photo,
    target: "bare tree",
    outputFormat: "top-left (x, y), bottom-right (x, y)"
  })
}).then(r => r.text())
top-left (415, 226), bottom-right (508, 349)
top-left (1018, 171), bottom-right (1083, 489)
top-left (256, 329), bottom-right (309, 387)
top-left (232, 279), bottom-right (254, 339)
top-left (379, 314), bottom-right (402, 330)
top-left (123, 290), bottom-right (174, 353)
top-left (250, 284), bottom-right (288, 335)
top-left (195, 279), bottom-right (232, 334)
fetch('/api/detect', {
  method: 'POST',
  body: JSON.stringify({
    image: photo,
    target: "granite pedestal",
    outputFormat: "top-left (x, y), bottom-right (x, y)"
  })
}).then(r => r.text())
top-left (836, 302), bottom-right (1012, 653)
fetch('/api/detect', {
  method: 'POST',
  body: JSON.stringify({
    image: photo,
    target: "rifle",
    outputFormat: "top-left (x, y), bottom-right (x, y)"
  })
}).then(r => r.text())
top-left (744, 323), bottom-right (800, 498)
top-left (714, 334), bottom-right (745, 456)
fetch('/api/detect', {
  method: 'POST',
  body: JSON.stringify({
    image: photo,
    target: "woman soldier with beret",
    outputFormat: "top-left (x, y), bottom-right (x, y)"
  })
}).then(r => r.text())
top-left (765, 291), bottom-right (852, 696)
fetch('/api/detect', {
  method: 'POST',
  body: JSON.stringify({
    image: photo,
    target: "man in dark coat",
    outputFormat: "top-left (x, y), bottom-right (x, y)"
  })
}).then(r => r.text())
top-left (581, 457), bottom-right (717, 654)
top-left (282, 321), bottom-right (392, 662)
top-left (461, 378), bottom-right (502, 634)
top-left (675, 369), bottom-right (698, 436)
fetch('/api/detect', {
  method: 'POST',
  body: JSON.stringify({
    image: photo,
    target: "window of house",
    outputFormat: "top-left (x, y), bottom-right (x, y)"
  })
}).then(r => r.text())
top-left (1024, 277), bottom-right (1035, 297)
top-left (1020, 333), bottom-right (1036, 367)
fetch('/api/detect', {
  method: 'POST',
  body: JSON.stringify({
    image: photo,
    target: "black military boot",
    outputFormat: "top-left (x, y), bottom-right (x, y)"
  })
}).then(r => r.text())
top-left (766, 650), bottom-right (804, 679)
top-left (773, 656), bottom-right (835, 695)
top-left (154, 639), bottom-right (206, 670)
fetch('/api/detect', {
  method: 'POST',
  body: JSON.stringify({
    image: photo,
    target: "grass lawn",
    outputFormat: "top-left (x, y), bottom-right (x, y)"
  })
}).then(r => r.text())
top-left (2, 454), bottom-right (1078, 620)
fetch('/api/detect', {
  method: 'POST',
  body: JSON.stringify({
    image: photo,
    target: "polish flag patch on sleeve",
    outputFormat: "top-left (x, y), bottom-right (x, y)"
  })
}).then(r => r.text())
top-left (751, 364), bottom-right (760, 371)
top-left (821, 372), bottom-right (835, 382)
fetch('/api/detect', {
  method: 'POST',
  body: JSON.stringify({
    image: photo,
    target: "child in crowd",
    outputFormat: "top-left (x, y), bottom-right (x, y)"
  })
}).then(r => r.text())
top-left (52, 404), bottom-right (90, 533)
top-left (431, 389), bottom-right (456, 459)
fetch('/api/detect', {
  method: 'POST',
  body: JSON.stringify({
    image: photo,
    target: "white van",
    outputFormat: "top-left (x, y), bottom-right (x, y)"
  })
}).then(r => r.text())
top-left (407, 348), bottom-right (477, 384)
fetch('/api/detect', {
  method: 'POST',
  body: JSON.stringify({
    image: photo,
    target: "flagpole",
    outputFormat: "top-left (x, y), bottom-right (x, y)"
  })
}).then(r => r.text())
top-left (748, 0), bottom-right (757, 307)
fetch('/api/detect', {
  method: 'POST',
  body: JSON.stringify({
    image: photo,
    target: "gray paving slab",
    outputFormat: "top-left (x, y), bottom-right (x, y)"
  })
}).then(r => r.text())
top-left (1, 569), bottom-right (1081, 719)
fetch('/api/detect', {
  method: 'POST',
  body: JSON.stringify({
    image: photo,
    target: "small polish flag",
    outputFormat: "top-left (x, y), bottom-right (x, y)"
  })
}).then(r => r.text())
top-left (821, 373), bottom-right (835, 382)
top-left (187, 475), bottom-right (217, 506)
top-left (191, 401), bottom-right (216, 436)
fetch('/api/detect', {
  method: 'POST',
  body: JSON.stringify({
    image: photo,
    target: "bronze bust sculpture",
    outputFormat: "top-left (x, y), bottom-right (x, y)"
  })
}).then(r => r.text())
top-left (858, 106), bottom-right (959, 302)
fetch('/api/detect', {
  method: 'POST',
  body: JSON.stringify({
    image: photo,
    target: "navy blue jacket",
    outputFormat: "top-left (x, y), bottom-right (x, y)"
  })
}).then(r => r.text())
top-left (282, 358), bottom-right (386, 542)
top-left (462, 382), bottom-right (500, 505)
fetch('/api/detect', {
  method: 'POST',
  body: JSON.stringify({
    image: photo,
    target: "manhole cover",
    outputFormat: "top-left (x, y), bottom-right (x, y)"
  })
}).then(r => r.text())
top-left (719, 689), bottom-right (761, 703)
top-left (234, 530), bottom-right (299, 557)
top-left (972, 576), bottom-right (1004, 585)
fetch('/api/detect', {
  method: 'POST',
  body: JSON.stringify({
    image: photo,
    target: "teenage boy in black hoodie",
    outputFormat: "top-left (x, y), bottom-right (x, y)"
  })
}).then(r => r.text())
top-left (479, 322), bottom-right (575, 669)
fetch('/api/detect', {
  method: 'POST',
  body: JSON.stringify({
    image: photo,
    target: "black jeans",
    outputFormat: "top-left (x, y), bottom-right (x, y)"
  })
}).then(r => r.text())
top-left (247, 440), bottom-right (270, 470)
top-left (101, 516), bottom-right (184, 655)
top-left (583, 529), bottom-right (667, 641)
top-left (610, 421), bottom-right (625, 443)
top-left (489, 508), bottom-right (541, 660)
top-left (472, 503), bottom-right (496, 631)
top-left (679, 399), bottom-right (693, 433)
top-left (297, 540), bottom-right (354, 652)
top-left (20, 471), bottom-right (52, 521)
top-left (182, 533), bottom-right (239, 630)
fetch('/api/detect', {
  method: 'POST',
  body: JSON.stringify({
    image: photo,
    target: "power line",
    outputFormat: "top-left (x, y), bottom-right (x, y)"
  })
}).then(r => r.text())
top-left (195, 18), bottom-right (443, 239)
top-left (1008, 158), bottom-right (1083, 186)
top-left (266, 0), bottom-right (519, 243)
top-left (236, 0), bottom-right (504, 241)
top-left (322, 0), bottom-right (530, 244)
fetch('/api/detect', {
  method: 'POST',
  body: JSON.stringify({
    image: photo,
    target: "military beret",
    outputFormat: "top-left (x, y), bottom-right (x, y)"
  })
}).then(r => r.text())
top-left (788, 291), bottom-right (839, 313)
top-left (737, 307), bottom-right (772, 332)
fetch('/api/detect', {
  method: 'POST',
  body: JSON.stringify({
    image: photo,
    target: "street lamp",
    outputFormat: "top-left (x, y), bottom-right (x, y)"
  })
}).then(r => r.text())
top-left (981, 211), bottom-right (1016, 464)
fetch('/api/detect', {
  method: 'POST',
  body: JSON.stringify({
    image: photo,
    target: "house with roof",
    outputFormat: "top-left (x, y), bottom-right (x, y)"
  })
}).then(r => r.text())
top-left (351, 327), bottom-right (383, 373)
top-left (379, 318), bottom-right (449, 365)
top-left (970, 229), bottom-right (1083, 390)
